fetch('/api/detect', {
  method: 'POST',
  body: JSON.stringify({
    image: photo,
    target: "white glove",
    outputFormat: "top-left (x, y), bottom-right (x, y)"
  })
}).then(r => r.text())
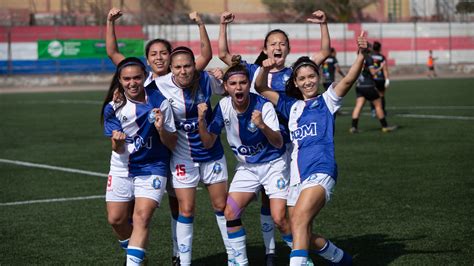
top-left (385, 79), bottom-right (390, 88)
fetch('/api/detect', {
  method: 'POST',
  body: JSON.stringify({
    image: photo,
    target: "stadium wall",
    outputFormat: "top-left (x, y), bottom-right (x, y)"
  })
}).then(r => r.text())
top-left (1, 22), bottom-right (473, 75)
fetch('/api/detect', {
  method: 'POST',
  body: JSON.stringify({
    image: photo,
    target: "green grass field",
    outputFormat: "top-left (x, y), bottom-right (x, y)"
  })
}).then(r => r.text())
top-left (1, 78), bottom-right (473, 265)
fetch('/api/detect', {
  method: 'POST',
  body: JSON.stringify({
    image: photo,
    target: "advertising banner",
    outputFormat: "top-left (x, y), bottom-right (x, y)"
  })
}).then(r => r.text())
top-left (38, 39), bottom-right (144, 59)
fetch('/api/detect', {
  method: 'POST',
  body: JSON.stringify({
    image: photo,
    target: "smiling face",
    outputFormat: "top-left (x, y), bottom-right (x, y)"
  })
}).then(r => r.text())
top-left (294, 65), bottom-right (320, 100)
top-left (119, 65), bottom-right (146, 101)
top-left (171, 53), bottom-right (196, 88)
top-left (225, 74), bottom-right (250, 112)
top-left (146, 42), bottom-right (171, 77)
top-left (264, 32), bottom-right (290, 69)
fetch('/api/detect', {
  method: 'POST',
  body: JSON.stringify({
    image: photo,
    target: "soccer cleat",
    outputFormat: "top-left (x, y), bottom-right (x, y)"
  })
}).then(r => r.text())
top-left (329, 252), bottom-right (353, 265)
top-left (172, 256), bottom-right (180, 266)
top-left (349, 127), bottom-right (358, 134)
top-left (381, 125), bottom-right (398, 133)
top-left (265, 253), bottom-right (276, 266)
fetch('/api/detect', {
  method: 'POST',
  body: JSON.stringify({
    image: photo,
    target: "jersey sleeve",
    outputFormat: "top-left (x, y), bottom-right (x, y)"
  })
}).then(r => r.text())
top-left (322, 83), bottom-right (343, 114)
top-left (103, 103), bottom-right (122, 137)
top-left (208, 102), bottom-right (225, 135)
top-left (201, 71), bottom-right (225, 96)
top-left (275, 94), bottom-right (298, 121)
top-left (261, 101), bottom-right (280, 132)
top-left (160, 99), bottom-right (176, 133)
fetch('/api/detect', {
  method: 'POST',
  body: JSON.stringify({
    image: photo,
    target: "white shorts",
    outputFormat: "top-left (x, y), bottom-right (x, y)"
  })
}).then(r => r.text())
top-left (286, 173), bottom-right (335, 207)
top-left (229, 156), bottom-right (289, 199)
top-left (171, 156), bottom-right (228, 188)
top-left (105, 174), bottom-right (167, 205)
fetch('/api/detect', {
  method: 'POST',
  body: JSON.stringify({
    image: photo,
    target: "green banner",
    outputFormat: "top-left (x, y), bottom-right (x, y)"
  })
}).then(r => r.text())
top-left (38, 39), bottom-right (144, 59)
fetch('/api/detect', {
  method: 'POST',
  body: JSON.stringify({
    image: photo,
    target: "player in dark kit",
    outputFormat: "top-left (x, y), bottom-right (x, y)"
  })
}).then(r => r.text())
top-left (369, 41), bottom-right (389, 116)
top-left (321, 48), bottom-right (345, 90)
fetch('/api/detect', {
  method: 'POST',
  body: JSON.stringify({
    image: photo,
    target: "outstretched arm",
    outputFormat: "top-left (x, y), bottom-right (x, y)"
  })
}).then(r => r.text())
top-left (254, 58), bottom-right (280, 106)
top-left (334, 31), bottom-right (368, 97)
top-left (309, 10), bottom-right (331, 66)
top-left (106, 7), bottom-right (126, 65)
top-left (189, 12), bottom-right (212, 71)
top-left (197, 103), bottom-right (218, 149)
top-left (218, 11), bottom-right (235, 66)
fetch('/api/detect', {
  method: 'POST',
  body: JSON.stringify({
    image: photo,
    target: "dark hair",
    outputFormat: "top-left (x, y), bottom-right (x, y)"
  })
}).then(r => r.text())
top-left (223, 55), bottom-right (249, 82)
top-left (373, 41), bottom-right (381, 52)
top-left (170, 46), bottom-right (195, 63)
top-left (254, 29), bottom-right (291, 66)
top-left (285, 56), bottom-right (320, 100)
top-left (145, 38), bottom-right (172, 57)
top-left (100, 57), bottom-right (147, 124)
top-left (330, 47), bottom-right (336, 53)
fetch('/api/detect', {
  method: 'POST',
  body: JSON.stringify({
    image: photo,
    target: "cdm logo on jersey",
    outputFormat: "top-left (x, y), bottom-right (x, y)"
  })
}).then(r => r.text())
top-left (177, 120), bottom-right (199, 132)
top-left (231, 142), bottom-right (264, 156)
top-left (290, 122), bottom-right (317, 141)
top-left (125, 136), bottom-right (153, 151)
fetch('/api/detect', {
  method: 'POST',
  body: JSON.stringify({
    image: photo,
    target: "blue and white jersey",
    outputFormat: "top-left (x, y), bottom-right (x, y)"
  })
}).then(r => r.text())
top-left (242, 60), bottom-right (292, 95)
top-left (275, 84), bottom-right (342, 185)
top-left (144, 71), bottom-right (154, 87)
top-left (152, 71), bottom-right (225, 162)
top-left (209, 93), bottom-right (285, 164)
top-left (242, 60), bottom-right (292, 144)
top-left (103, 88), bottom-right (176, 177)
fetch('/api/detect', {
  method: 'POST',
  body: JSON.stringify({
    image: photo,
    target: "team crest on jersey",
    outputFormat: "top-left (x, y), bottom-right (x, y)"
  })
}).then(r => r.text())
top-left (276, 177), bottom-right (287, 190)
top-left (247, 121), bottom-right (257, 133)
top-left (213, 162), bottom-right (223, 174)
top-left (224, 119), bottom-right (230, 127)
top-left (283, 73), bottom-right (290, 83)
top-left (309, 100), bottom-right (319, 109)
top-left (147, 111), bottom-right (156, 123)
top-left (152, 177), bottom-right (162, 189)
top-left (168, 98), bottom-right (175, 106)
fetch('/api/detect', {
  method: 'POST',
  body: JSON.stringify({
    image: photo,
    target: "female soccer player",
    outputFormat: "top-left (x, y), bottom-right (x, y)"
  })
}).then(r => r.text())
top-left (106, 8), bottom-right (213, 264)
top-left (255, 32), bottom-right (370, 266)
top-left (197, 61), bottom-right (293, 265)
top-left (369, 41), bottom-right (390, 116)
top-left (101, 57), bottom-right (177, 265)
top-left (218, 11), bottom-right (330, 263)
top-left (151, 46), bottom-right (232, 266)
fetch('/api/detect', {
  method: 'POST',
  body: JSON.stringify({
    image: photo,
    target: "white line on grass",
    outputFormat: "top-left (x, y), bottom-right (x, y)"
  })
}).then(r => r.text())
top-left (0, 158), bottom-right (106, 177)
top-left (0, 158), bottom-right (201, 206)
top-left (0, 195), bottom-right (105, 206)
top-left (395, 114), bottom-right (474, 120)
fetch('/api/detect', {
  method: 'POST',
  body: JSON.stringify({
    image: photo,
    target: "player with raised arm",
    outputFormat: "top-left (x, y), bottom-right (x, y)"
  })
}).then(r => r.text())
top-left (151, 46), bottom-right (233, 265)
top-left (254, 31), bottom-right (369, 266)
top-left (106, 8), bottom-right (213, 265)
top-left (101, 57), bottom-right (177, 265)
top-left (197, 60), bottom-right (293, 265)
top-left (218, 11), bottom-right (330, 264)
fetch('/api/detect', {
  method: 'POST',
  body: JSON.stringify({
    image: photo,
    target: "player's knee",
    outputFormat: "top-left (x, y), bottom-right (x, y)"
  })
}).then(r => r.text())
top-left (211, 199), bottom-right (226, 213)
top-left (107, 212), bottom-right (128, 226)
top-left (224, 196), bottom-right (244, 221)
top-left (271, 213), bottom-right (288, 230)
top-left (132, 209), bottom-right (153, 228)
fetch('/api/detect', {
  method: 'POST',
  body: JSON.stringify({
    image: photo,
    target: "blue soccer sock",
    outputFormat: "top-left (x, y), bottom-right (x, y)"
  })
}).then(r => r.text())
top-left (282, 233), bottom-right (293, 249)
top-left (119, 238), bottom-right (129, 250)
top-left (126, 246), bottom-right (145, 266)
top-left (227, 227), bottom-right (248, 265)
top-left (176, 215), bottom-right (194, 266)
top-left (316, 240), bottom-right (344, 263)
top-left (290, 249), bottom-right (308, 266)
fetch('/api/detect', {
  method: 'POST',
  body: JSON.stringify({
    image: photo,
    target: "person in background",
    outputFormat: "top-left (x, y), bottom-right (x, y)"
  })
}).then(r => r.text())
top-left (369, 41), bottom-right (390, 116)
top-left (427, 49), bottom-right (437, 78)
top-left (322, 47), bottom-right (345, 90)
